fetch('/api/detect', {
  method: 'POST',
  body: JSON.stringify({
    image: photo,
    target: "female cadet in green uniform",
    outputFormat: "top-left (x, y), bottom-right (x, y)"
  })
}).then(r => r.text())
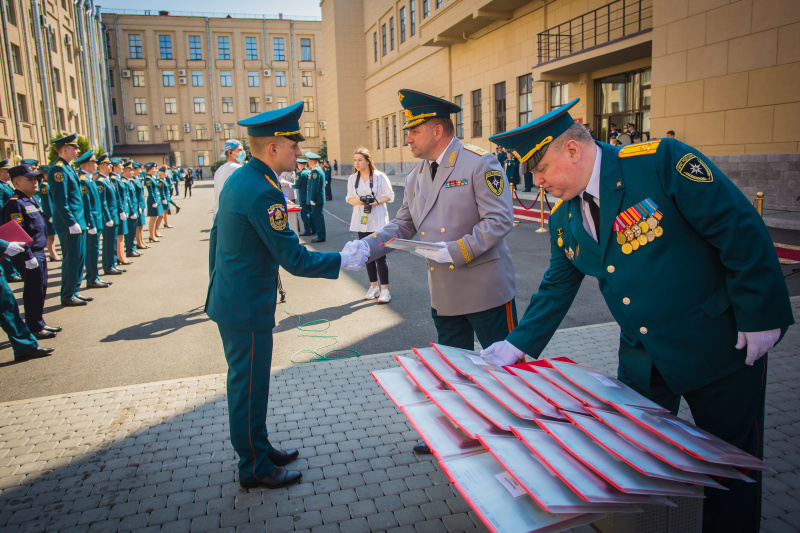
top-left (144, 164), bottom-right (164, 241)
top-left (158, 167), bottom-right (173, 229)
top-left (132, 163), bottom-right (148, 249)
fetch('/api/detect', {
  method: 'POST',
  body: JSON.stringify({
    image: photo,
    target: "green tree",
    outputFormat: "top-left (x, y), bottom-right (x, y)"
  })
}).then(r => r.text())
top-left (319, 138), bottom-right (328, 161)
top-left (210, 159), bottom-right (227, 173)
top-left (47, 132), bottom-right (99, 165)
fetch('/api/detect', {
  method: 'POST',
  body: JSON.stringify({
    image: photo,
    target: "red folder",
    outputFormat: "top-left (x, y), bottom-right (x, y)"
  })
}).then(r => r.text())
top-left (0, 220), bottom-right (33, 246)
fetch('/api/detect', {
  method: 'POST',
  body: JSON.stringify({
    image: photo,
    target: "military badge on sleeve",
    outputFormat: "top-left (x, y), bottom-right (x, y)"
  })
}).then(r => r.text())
top-left (81, 186), bottom-right (87, 195)
top-left (485, 170), bottom-right (504, 196)
top-left (268, 203), bottom-right (288, 231)
top-left (10, 213), bottom-right (22, 224)
top-left (676, 154), bottom-right (713, 183)
top-left (53, 172), bottom-right (64, 183)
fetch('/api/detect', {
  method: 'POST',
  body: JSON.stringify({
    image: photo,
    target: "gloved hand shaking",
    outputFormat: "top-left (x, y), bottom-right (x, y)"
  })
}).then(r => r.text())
top-left (68, 223), bottom-right (82, 234)
top-left (480, 340), bottom-right (525, 366)
top-left (5, 242), bottom-right (26, 257)
top-left (415, 242), bottom-right (453, 264)
top-left (340, 239), bottom-right (370, 271)
top-left (25, 257), bottom-right (38, 270)
top-left (736, 329), bottom-right (781, 366)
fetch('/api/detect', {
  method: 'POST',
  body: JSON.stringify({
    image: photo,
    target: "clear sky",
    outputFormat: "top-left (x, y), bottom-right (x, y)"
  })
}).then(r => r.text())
top-left (98, 0), bottom-right (321, 18)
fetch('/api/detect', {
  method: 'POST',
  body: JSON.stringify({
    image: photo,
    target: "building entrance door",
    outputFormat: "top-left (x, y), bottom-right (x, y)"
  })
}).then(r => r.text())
top-left (594, 67), bottom-right (651, 144)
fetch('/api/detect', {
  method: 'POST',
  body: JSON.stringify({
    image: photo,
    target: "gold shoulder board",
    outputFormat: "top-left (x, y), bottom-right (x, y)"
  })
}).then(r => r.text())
top-left (550, 199), bottom-right (564, 215)
top-left (462, 144), bottom-right (489, 156)
top-left (618, 139), bottom-right (661, 158)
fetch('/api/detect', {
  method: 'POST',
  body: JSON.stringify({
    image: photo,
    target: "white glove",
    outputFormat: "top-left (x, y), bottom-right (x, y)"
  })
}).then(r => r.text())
top-left (25, 257), bottom-right (38, 270)
top-left (48, 217), bottom-right (53, 223)
top-left (339, 240), bottom-right (370, 271)
top-left (106, 220), bottom-right (114, 227)
top-left (736, 329), bottom-right (781, 366)
top-left (131, 213), bottom-right (138, 219)
top-left (310, 201), bottom-right (316, 206)
top-left (120, 212), bottom-right (127, 220)
top-left (280, 179), bottom-right (291, 185)
top-left (415, 242), bottom-right (453, 264)
top-left (68, 223), bottom-right (82, 234)
top-left (163, 200), bottom-right (167, 205)
top-left (88, 228), bottom-right (97, 235)
top-left (152, 203), bottom-right (157, 208)
top-left (5, 242), bottom-right (25, 257)
top-left (480, 340), bottom-right (525, 366)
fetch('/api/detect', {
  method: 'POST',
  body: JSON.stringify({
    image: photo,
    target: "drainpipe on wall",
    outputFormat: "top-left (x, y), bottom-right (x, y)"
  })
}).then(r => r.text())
top-left (289, 19), bottom-right (296, 105)
top-left (0, 0), bottom-right (25, 157)
top-left (95, 7), bottom-right (114, 150)
top-left (32, 0), bottom-right (55, 143)
top-left (75, 4), bottom-right (96, 142)
top-left (113, 15), bottom-right (128, 144)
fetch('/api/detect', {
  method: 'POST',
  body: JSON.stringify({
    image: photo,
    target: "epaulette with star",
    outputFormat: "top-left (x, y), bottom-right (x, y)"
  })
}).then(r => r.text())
top-left (462, 144), bottom-right (488, 156)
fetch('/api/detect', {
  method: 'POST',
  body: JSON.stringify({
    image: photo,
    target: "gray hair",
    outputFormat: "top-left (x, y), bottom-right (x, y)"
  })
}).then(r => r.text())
top-left (550, 122), bottom-right (595, 153)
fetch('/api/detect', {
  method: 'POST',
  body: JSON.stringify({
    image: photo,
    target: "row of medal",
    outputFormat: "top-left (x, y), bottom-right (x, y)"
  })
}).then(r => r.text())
top-left (614, 198), bottom-right (664, 255)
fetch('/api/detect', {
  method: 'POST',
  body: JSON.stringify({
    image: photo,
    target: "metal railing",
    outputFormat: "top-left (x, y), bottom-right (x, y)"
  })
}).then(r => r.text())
top-left (537, 0), bottom-right (653, 65)
top-left (99, 8), bottom-right (320, 21)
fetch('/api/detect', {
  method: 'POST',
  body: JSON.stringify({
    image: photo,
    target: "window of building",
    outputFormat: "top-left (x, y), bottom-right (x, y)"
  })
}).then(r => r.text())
top-left (16, 94), bottom-right (28, 122)
top-left (191, 71), bottom-right (203, 87)
top-left (550, 81), bottom-right (569, 111)
top-left (472, 89), bottom-right (482, 137)
top-left (174, 152), bottom-right (182, 167)
top-left (276, 97), bottom-right (288, 108)
top-left (222, 97), bottom-right (234, 113)
top-left (384, 118), bottom-right (390, 149)
top-left (56, 107), bottom-right (65, 129)
top-left (69, 76), bottom-right (76, 98)
top-left (189, 35), bottom-right (202, 60)
top-left (390, 18), bottom-right (395, 50)
top-left (112, 98), bottom-right (117, 115)
top-left (392, 115), bottom-right (397, 147)
top-left (220, 71), bottom-right (232, 87)
top-left (273, 37), bottom-right (285, 61)
top-left (165, 97), bottom-right (177, 114)
top-left (594, 67), bottom-right (651, 142)
top-left (4, 0), bottom-right (16, 25)
top-left (49, 27), bottom-right (57, 53)
top-left (166, 124), bottom-right (179, 141)
top-left (114, 126), bottom-right (119, 143)
top-left (109, 70), bottom-right (114, 87)
top-left (400, 7), bottom-right (406, 43)
top-left (304, 122), bottom-right (317, 138)
top-left (381, 25), bottom-right (387, 56)
top-left (10, 44), bottom-right (21, 74)
top-left (223, 123), bottom-right (235, 137)
top-left (247, 71), bottom-right (259, 87)
top-left (276, 71), bottom-right (286, 87)
top-left (410, 1), bottom-right (416, 35)
top-left (53, 68), bottom-right (62, 93)
top-left (137, 125), bottom-right (149, 142)
top-left (196, 124), bottom-right (208, 139)
top-left (105, 33), bottom-right (113, 59)
top-left (302, 71), bottom-right (313, 87)
top-left (194, 97), bottom-right (205, 114)
top-left (129, 34), bottom-right (142, 59)
top-left (65, 35), bottom-right (73, 63)
top-left (518, 74), bottom-right (532, 126)
top-left (162, 70), bottom-right (175, 87)
top-left (159, 35), bottom-right (172, 59)
top-left (454, 95), bottom-right (463, 138)
top-left (249, 97), bottom-right (260, 113)
top-left (302, 96), bottom-right (314, 112)
top-left (134, 98), bottom-right (147, 115)
top-left (218, 36), bottom-right (230, 60)
top-left (198, 151), bottom-right (208, 166)
top-left (376, 120), bottom-right (380, 149)
top-left (436, 0), bottom-right (442, 7)
top-left (423, 0), bottom-right (429, 18)
top-left (301, 38), bottom-right (312, 61)
top-left (373, 33), bottom-right (378, 62)
top-left (132, 70), bottom-right (145, 87)
top-left (494, 82), bottom-right (506, 134)
top-left (246, 37), bottom-right (258, 60)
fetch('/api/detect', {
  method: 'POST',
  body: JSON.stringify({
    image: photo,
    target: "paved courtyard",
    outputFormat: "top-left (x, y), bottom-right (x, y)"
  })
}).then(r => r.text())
top-left (0, 297), bottom-right (798, 533)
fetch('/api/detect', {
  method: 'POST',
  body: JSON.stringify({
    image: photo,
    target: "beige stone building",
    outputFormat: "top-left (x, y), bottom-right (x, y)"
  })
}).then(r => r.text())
top-left (1, 0), bottom-right (112, 162)
top-left (322, 0), bottom-right (800, 211)
top-left (103, 11), bottom-right (325, 171)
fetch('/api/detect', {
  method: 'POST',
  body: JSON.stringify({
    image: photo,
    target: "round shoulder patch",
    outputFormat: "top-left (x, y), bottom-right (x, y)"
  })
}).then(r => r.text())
top-left (485, 170), bottom-right (504, 196)
top-left (676, 154), bottom-right (713, 183)
top-left (98, 185), bottom-right (104, 193)
top-left (53, 172), bottom-right (64, 183)
top-left (268, 203), bottom-right (288, 231)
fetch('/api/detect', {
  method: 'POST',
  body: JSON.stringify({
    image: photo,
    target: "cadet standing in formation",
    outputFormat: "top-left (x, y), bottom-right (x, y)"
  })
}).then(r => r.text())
top-left (305, 152), bottom-right (327, 242)
top-left (95, 154), bottom-right (122, 276)
top-left (122, 161), bottom-right (142, 257)
top-left (75, 150), bottom-right (109, 289)
top-left (145, 163), bottom-right (163, 242)
top-left (291, 158), bottom-right (312, 236)
top-left (109, 158), bottom-right (131, 267)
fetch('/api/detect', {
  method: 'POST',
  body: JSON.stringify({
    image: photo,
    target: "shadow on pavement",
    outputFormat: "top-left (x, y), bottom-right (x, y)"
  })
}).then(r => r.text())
top-left (100, 306), bottom-right (209, 342)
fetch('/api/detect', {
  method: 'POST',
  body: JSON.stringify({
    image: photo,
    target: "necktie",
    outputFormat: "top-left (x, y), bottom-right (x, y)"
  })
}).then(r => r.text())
top-left (430, 162), bottom-right (438, 180)
top-left (583, 192), bottom-right (601, 238)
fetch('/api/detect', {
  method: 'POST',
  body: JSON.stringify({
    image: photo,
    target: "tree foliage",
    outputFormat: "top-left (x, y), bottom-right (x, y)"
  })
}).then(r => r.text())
top-left (47, 132), bottom-right (105, 165)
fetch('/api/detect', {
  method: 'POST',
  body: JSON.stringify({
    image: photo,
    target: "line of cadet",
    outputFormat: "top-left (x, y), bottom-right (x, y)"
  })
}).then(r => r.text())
top-left (0, 133), bottom-right (183, 362)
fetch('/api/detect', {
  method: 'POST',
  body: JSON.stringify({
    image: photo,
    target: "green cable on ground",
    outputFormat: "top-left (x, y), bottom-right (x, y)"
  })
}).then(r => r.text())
top-left (277, 303), bottom-right (361, 364)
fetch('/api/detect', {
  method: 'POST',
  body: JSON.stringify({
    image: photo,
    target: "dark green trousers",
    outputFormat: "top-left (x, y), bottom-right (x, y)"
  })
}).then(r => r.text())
top-left (57, 230), bottom-right (85, 302)
top-left (431, 300), bottom-right (518, 350)
top-left (619, 356), bottom-right (767, 533)
top-left (102, 226), bottom-right (117, 271)
top-left (85, 232), bottom-right (100, 283)
top-left (0, 275), bottom-right (37, 355)
top-left (217, 324), bottom-right (276, 483)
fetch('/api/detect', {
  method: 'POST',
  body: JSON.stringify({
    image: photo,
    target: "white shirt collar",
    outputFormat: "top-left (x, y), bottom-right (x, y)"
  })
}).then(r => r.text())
top-left (581, 144), bottom-right (602, 203)
top-left (429, 137), bottom-right (457, 167)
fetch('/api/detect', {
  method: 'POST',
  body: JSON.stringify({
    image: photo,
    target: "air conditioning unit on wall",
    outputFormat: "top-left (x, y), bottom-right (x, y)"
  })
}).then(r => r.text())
top-left (178, 77), bottom-right (187, 85)
top-left (214, 123), bottom-right (222, 132)
top-left (264, 96), bottom-right (273, 103)
top-left (178, 69), bottom-right (186, 76)
top-left (263, 69), bottom-right (271, 77)
top-left (125, 124), bottom-right (134, 130)
top-left (121, 70), bottom-right (131, 77)
top-left (183, 123), bottom-right (191, 132)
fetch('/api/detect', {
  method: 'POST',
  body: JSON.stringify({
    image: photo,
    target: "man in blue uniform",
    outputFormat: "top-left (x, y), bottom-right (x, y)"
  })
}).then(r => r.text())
top-left (305, 152), bottom-right (326, 242)
top-left (75, 150), bottom-right (109, 289)
top-left (484, 99), bottom-right (793, 532)
top-left (1, 165), bottom-right (61, 338)
top-left (206, 101), bottom-right (369, 490)
top-left (290, 158), bottom-right (312, 236)
top-left (0, 159), bottom-right (22, 283)
top-left (48, 133), bottom-right (90, 306)
top-left (95, 154), bottom-right (124, 276)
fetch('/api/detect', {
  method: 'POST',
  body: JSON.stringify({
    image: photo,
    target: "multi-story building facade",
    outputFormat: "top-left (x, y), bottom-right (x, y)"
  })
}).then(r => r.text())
top-left (322, 0), bottom-right (800, 211)
top-left (103, 11), bottom-right (325, 170)
top-left (0, 0), bottom-right (112, 162)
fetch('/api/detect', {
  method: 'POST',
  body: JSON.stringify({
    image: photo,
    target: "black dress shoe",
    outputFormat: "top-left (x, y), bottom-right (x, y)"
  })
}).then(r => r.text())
top-left (43, 325), bottom-right (62, 332)
top-left (61, 297), bottom-right (87, 306)
top-left (98, 279), bottom-right (112, 285)
top-left (311, 237), bottom-right (326, 243)
top-left (87, 282), bottom-right (110, 289)
top-left (118, 260), bottom-right (133, 265)
top-left (103, 269), bottom-right (123, 276)
top-left (239, 468), bottom-right (302, 489)
top-left (76, 294), bottom-right (93, 302)
top-left (6, 276), bottom-right (22, 283)
top-left (413, 443), bottom-right (432, 454)
top-left (268, 448), bottom-right (299, 467)
top-left (14, 347), bottom-right (54, 361)
top-left (33, 330), bottom-right (56, 340)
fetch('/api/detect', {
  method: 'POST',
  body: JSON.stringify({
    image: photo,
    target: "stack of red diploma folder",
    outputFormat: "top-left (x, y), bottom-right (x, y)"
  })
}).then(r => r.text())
top-left (371, 344), bottom-right (769, 533)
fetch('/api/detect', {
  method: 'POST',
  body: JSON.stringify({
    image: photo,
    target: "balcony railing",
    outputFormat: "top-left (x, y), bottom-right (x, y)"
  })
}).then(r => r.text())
top-left (537, 0), bottom-right (653, 65)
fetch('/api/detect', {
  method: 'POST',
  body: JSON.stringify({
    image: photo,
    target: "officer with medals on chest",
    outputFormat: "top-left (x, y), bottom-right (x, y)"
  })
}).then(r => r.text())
top-left (0, 159), bottom-right (23, 283)
top-left (205, 101), bottom-right (369, 490)
top-left (75, 150), bottom-right (110, 289)
top-left (305, 152), bottom-right (327, 242)
top-left (1, 165), bottom-right (61, 339)
top-left (483, 99), bottom-right (793, 532)
top-left (48, 134), bottom-right (91, 306)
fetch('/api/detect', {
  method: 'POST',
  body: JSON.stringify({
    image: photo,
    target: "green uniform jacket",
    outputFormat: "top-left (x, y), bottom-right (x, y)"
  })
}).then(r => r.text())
top-left (79, 171), bottom-right (103, 230)
top-left (506, 139), bottom-right (793, 394)
top-left (48, 158), bottom-right (86, 233)
top-left (307, 166), bottom-right (326, 205)
top-left (291, 168), bottom-right (310, 205)
top-left (96, 175), bottom-right (118, 227)
top-left (205, 157), bottom-right (341, 331)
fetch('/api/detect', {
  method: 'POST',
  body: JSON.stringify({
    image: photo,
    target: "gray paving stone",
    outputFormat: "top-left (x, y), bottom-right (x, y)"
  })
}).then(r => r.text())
top-left (348, 499), bottom-right (376, 519)
top-left (414, 518), bottom-right (447, 533)
top-left (421, 500), bottom-right (451, 520)
top-left (337, 517), bottom-right (370, 533)
top-left (264, 516), bottom-right (295, 533)
top-left (321, 504), bottom-right (350, 524)
top-left (381, 479), bottom-right (409, 496)
top-left (162, 518), bottom-right (191, 533)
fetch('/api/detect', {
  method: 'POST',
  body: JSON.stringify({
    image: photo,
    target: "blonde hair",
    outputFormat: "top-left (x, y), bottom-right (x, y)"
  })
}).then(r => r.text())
top-left (354, 146), bottom-right (375, 173)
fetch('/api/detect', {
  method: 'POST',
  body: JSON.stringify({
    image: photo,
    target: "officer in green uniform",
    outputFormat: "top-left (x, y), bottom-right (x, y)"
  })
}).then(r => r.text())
top-left (122, 161), bottom-right (142, 257)
top-left (305, 152), bottom-right (326, 242)
top-left (503, 151), bottom-right (519, 188)
top-left (37, 165), bottom-right (60, 262)
top-left (205, 101), bottom-right (369, 489)
top-left (132, 163), bottom-right (148, 249)
top-left (0, 159), bottom-right (22, 283)
top-left (290, 158), bottom-right (313, 235)
top-left (144, 163), bottom-right (163, 242)
top-left (484, 99), bottom-right (793, 532)
top-left (95, 154), bottom-right (124, 275)
top-left (75, 150), bottom-right (109, 289)
top-left (109, 158), bottom-right (131, 266)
